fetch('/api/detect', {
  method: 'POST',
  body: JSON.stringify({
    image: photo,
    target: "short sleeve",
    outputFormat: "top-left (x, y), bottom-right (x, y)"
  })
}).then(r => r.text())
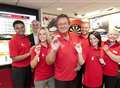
top-left (9, 40), bottom-right (18, 57)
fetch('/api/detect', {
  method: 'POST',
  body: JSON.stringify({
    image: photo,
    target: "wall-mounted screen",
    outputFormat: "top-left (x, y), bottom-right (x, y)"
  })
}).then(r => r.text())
top-left (0, 40), bottom-right (12, 65)
top-left (0, 4), bottom-right (39, 65)
top-left (0, 11), bottom-right (36, 35)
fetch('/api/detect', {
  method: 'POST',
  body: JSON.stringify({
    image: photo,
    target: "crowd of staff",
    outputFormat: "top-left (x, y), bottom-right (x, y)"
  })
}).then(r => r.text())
top-left (9, 14), bottom-right (120, 88)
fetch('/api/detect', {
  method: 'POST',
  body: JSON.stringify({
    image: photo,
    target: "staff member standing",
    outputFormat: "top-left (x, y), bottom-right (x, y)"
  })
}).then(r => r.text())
top-left (31, 28), bottom-right (55, 88)
top-left (79, 22), bottom-right (90, 48)
top-left (46, 14), bottom-right (84, 88)
top-left (9, 20), bottom-right (32, 88)
top-left (29, 20), bottom-right (41, 46)
top-left (102, 29), bottom-right (120, 88)
top-left (28, 20), bottom-right (41, 88)
top-left (76, 22), bottom-right (90, 88)
top-left (82, 31), bottom-right (104, 88)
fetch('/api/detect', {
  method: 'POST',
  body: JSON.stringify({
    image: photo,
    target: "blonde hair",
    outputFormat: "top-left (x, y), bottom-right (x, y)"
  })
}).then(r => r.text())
top-left (37, 27), bottom-right (51, 43)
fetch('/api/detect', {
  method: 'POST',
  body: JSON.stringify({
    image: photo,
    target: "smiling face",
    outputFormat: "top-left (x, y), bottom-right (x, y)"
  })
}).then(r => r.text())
top-left (88, 31), bottom-right (101, 48)
top-left (81, 22), bottom-right (90, 35)
top-left (89, 34), bottom-right (99, 47)
top-left (108, 30), bottom-right (119, 42)
top-left (38, 29), bottom-right (48, 43)
top-left (31, 20), bottom-right (41, 33)
top-left (57, 17), bottom-right (70, 34)
top-left (14, 23), bottom-right (25, 35)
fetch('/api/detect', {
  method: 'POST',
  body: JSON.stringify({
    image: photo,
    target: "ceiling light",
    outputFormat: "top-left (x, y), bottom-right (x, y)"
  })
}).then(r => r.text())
top-left (104, 7), bottom-right (118, 11)
top-left (101, 7), bottom-right (119, 15)
top-left (57, 8), bottom-right (63, 11)
top-left (77, 15), bottom-right (83, 18)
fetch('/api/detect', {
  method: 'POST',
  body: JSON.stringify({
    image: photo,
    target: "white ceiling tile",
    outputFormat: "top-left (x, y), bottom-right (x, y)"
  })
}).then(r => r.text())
top-left (0, 0), bottom-right (120, 18)
top-left (18, 0), bottom-right (57, 9)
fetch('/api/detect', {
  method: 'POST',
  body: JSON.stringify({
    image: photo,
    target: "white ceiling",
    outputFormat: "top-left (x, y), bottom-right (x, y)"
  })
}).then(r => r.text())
top-left (1, 0), bottom-right (120, 18)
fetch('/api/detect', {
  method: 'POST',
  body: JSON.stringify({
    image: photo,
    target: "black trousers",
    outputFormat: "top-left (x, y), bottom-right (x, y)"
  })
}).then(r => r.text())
top-left (55, 78), bottom-right (77, 88)
top-left (103, 75), bottom-right (117, 88)
top-left (76, 65), bottom-right (85, 88)
top-left (116, 72), bottom-right (120, 88)
top-left (116, 78), bottom-right (120, 88)
top-left (12, 66), bottom-right (32, 88)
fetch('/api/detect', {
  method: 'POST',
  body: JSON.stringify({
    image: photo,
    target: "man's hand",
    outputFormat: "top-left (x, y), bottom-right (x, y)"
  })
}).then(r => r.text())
top-left (75, 43), bottom-right (82, 54)
top-left (51, 37), bottom-right (60, 51)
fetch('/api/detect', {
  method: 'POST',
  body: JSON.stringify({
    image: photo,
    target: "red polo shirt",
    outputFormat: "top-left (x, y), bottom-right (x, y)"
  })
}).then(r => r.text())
top-left (83, 46), bottom-right (103, 87)
top-left (9, 34), bottom-right (31, 67)
top-left (103, 41), bottom-right (120, 76)
top-left (54, 32), bottom-right (79, 81)
top-left (31, 45), bottom-right (54, 80)
top-left (79, 35), bottom-right (89, 50)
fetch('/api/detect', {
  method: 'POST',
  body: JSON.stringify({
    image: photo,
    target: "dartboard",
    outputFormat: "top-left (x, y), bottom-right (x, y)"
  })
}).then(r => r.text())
top-left (69, 24), bottom-right (81, 33)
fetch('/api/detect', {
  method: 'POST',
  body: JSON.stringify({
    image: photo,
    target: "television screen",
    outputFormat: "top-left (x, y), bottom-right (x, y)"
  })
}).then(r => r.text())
top-left (0, 40), bottom-right (12, 65)
top-left (0, 4), bottom-right (39, 65)
top-left (0, 11), bottom-right (36, 35)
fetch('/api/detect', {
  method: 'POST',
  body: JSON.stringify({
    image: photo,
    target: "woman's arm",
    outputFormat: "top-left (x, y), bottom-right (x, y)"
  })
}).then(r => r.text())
top-left (30, 55), bottom-right (39, 69)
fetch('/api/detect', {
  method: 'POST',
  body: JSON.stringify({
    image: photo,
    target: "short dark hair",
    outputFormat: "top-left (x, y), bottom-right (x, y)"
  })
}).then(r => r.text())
top-left (88, 31), bottom-right (102, 47)
top-left (13, 20), bottom-right (25, 27)
top-left (56, 14), bottom-right (70, 25)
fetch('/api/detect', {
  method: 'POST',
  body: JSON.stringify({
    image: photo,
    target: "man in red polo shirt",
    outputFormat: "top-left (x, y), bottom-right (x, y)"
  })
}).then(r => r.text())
top-left (79, 22), bottom-right (90, 48)
top-left (76, 22), bottom-right (90, 88)
top-left (9, 20), bottom-right (32, 88)
top-left (46, 14), bottom-right (84, 88)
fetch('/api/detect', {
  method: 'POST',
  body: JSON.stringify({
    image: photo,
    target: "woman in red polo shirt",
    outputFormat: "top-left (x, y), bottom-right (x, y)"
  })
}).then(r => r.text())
top-left (30, 28), bottom-right (55, 88)
top-left (102, 29), bottom-right (120, 88)
top-left (82, 31), bottom-right (105, 88)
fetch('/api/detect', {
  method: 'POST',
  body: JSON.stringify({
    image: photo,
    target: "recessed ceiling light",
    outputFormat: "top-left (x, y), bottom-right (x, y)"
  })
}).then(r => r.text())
top-left (57, 8), bottom-right (63, 11)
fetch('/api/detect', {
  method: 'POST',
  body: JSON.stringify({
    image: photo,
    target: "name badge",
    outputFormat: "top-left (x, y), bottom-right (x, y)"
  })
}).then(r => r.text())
top-left (112, 50), bottom-right (118, 54)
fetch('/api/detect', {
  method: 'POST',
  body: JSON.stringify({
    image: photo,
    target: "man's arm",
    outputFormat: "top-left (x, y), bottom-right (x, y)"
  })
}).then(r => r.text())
top-left (46, 49), bottom-right (57, 65)
top-left (11, 52), bottom-right (30, 62)
top-left (46, 37), bottom-right (60, 65)
top-left (104, 50), bottom-right (120, 63)
top-left (103, 45), bottom-right (120, 63)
